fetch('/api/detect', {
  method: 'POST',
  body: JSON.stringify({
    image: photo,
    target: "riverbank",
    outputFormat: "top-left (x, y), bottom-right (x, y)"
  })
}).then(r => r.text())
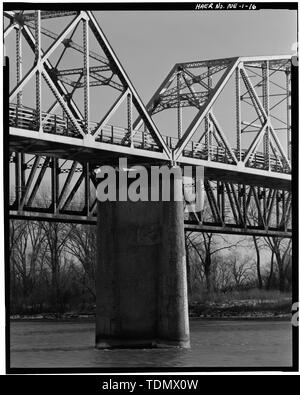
top-left (10, 290), bottom-right (292, 322)
top-left (10, 304), bottom-right (291, 322)
top-left (189, 289), bottom-right (292, 319)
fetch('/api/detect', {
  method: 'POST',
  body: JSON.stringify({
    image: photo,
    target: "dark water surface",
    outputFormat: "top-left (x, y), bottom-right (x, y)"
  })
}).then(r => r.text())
top-left (10, 320), bottom-right (292, 368)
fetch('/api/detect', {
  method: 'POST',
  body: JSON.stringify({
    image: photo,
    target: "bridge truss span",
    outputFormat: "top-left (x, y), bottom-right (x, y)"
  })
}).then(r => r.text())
top-left (4, 9), bottom-right (292, 238)
top-left (8, 153), bottom-right (291, 238)
top-left (136, 55), bottom-right (292, 187)
top-left (5, 9), bottom-right (171, 163)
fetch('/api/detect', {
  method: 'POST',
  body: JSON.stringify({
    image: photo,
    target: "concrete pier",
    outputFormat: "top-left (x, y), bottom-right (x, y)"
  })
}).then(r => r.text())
top-left (95, 166), bottom-right (190, 349)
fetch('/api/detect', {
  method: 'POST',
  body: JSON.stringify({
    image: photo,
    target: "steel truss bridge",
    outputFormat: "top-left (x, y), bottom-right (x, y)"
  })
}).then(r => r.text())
top-left (4, 10), bottom-right (292, 238)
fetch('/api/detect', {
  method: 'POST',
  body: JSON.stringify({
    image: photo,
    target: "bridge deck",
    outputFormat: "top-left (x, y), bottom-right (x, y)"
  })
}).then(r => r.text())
top-left (9, 104), bottom-right (291, 190)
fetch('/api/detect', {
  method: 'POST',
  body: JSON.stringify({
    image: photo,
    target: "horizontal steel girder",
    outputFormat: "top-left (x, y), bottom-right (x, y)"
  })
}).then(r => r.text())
top-left (5, 10), bottom-right (293, 239)
top-left (8, 211), bottom-right (292, 238)
top-left (9, 125), bottom-right (291, 189)
top-left (9, 152), bottom-right (292, 237)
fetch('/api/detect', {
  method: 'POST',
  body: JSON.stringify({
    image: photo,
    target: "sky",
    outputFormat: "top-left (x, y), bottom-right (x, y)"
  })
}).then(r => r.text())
top-left (5, 8), bottom-right (297, 138)
top-left (5, 7), bottom-right (297, 148)
top-left (5, 7), bottom-right (295, 261)
top-left (0, 7), bottom-right (296, 374)
top-left (95, 10), bottom-right (297, 102)
top-left (94, 10), bottom-right (297, 145)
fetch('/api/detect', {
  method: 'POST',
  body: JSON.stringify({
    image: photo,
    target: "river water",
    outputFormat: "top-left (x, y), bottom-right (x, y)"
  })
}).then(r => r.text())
top-left (10, 320), bottom-right (292, 368)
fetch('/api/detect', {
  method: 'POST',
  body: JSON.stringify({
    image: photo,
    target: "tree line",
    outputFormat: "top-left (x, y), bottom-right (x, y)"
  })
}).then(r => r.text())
top-left (186, 232), bottom-right (292, 296)
top-left (9, 219), bottom-right (292, 316)
top-left (9, 220), bottom-right (96, 315)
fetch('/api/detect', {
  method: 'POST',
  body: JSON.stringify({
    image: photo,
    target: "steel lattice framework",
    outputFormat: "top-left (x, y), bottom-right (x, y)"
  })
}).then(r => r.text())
top-left (4, 10), bottom-right (292, 237)
top-left (135, 56), bottom-right (292, 181)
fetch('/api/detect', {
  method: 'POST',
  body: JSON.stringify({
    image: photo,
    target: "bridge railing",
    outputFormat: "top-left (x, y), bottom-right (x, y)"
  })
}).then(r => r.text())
top-left (166, 136), bottom-right (290, 174)
top-left (9, 104), bottom-right (290, 173)
top-left (9, 103), bottom-right (161, 151)
top-left (9, 104), bottom-right (82, 137)
top-left (95, 124), bottom-right (160, 151)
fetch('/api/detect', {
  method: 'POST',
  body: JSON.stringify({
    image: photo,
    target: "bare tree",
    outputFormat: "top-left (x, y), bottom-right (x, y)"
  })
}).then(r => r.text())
top-left (247, 199), bottom-right (266, 290)
top-left (214, 256), bottom-right (233, 292)
top-left (252, 236), bottom-right (263, 289)
top-left (67, 224), bottom-right (96, 300)
top-left (265, 250), bottom-right (275, 290)
top-left (228, 253), bottom-right (254, 289)
top-left (41, 221), bottom-right (74, 313)
top-left (265, 237), bottom-right (292, 292)
top-left (186, 233), bottom-right (243, 293)
top-left (10, 220), bottom-right (46, 312)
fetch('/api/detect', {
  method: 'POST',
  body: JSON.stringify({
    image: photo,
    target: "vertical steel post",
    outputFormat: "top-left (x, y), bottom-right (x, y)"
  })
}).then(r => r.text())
top-left (177, 69), bottom-right (182, 140)
top-left (282, 191), bottom-right (286, 229)
top-left (258, 187), bottom-right (262, 227)
top-left (236, 67), bottom-right (241, 161)
top-left (16, 27), bottom-right (23, 110)
top-left (111, 125), bottom-right (114, 143)
top-left (35, 10), bottom-right (42, 133)
top-left (15, 152), bottom-right (22, 209)
top-left (20, 154), bottom-right (25, 195)
top-left (16, 153), bottom-right (26, 210)
top-left (144, 123), bottom-right (148, 148)
top-left (221, 182), bottom-right (225, 222)
top-left (205, 115), bottom-right (209, 159)
top-left (209, 117), bottom-right (212, 159)
top-left (286, 68), bottom-right (291, 161)
top-left (242, 184), bottom-right (247, 226)
top-left (262, 61), bottom-right (270, 170)
top-left (217, 181), bottom-right (221, 212)
top-left (52, 158), bottom-right (59, 214)
top-left (85, 162), bottom-right (90, 216)
top-left (83, 16), bottom-right (90, 135)
top-left (205, 115), bottom-right (212, 161)
top-left (206, 67), bottom-right (211, 159)
top-left (127, 92), bottom-right (133, 147)
top-left (276, 190), bottom-right (280, 229)
top-left (263, 188), bottom-right (267, 227)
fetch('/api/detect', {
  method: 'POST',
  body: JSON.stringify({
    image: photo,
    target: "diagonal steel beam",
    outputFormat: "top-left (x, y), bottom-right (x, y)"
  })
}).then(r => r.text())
top-left (209, 112), bottom-right (238, 164)
top-left (251, 186), bottom-right (265, 227)
top-left (24, 19), bottom-right (110, 66)
top-left (19, 155), bottom-right (41, 210)
top-left (174, 57), bottom-right (240, 160)
top-left (266, 189), bottom-right (276, 226)
top-left (133, 64), bottom-right (178, 131)
top-left (241, 67), bottom-right (291, 171)
top-left (204, 180), bottom-right (223, 225)
top-left (87, 11), bottom-right (171, 158)
top-left (10, 12), bottom-right (83, 101)
top-left (21, 24), bottom-right (83, 121)
top-left (224, 182), bottom-right (239, 225)
top-left (42, 70), bottom-right (85, 136)
top-left (269, 125), bottom-right (291, 171)
top-left (58, 161), bottom-right (79, 209)
top-left (27, 157), bottom-right (51, 206)
top-left (42, 74), bottom-right (83, 129)
top-left (229, 183), bottom-right (245, 226)
top-left (93, 89), bottom-right (129, 137)
top-left (4, 22), bottom-right (16, 38)
top-left (61, 172), bottom-right (85, 211)
top-left (243, 121), bottom-right (268, 165)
